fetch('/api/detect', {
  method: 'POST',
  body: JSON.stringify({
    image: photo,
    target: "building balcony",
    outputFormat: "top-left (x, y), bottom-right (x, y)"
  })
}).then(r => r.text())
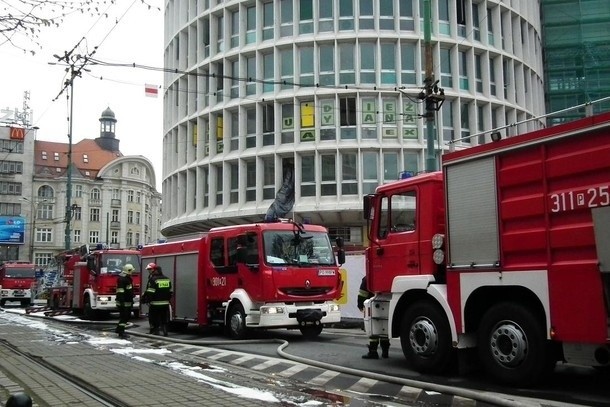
top-left (89, 199), bottom-right (102, 207)
top-left (110, 221), bottom-right (121, 229)
top-left (111, 199), bottom-right (121, 207)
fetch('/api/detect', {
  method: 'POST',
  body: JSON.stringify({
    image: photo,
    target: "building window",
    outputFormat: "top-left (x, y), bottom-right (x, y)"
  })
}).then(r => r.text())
top-left (321, 154), bottom-right (336, 196)
top-left (339, 43), bottom-right (355, 85)
top-left (0, 181), bottom-right (22, 196)
top-left (0, 202), bottom-right (20, 216)
top-left (126, 232), bottom-right (133, 246)
top-left (90, 188), bottom-right (101, 200)
top-left (135, 212), bottom-right (141, 225)
top-left (136, 191), bottom-right (141, 203)
top-left (37, 203), bottom-right (53, 220)
top-left (440, 48), bottom-right (453, 88)
top-left (472, 3), bottom-right (481, 41)
top-left (217, 14), bottom-right (224, 52)
top-left (475, 54), bottom-right (483, 93)
top-left (341, 152), bottom-right (358, 195)
top-left (230, 163), bottom-right (238, 204)
top-left (360, 43), bottom-right (375, 84)
top-left (246, 161), bottom-right (256, 202)
top-left (230, 9), bottom-right (239, 48)
top-left (263, 157), bottom-right (275, 199)
top-left (246, 55), bottom-right (256, 96)
top-left (280, 48), bottom-right (294, 91)
top-left (215, 165), bottom-right (223, 206)
top-left (111, 188), bottom-right (120, 200)
top-left (262, 103), bottom-right (274, 146)
top-left (280, 0), bottom-right (293, 37)
top-left (299, 45), bottom-right (314, 86)
top-left (319, 44), bottom-right (335, 86)
top-left (90, 208), bottom-right (100, 222)
top-left (127, 190), bottom-right (134, 202)
top-left (127, 210), bottom-right (133, 223)
top-left (263, 52), bottom-right (274, 93)
top-left (36, 228), bottom-right (52, 243)
top-left (318, 0), bottom-right (334, 32)
top-left (399, 0), bottom-right (414, 31)
top-left (340, 97), bottom-right (357, 140)
top-left (299, 0), bottom-right (313, 34)
top-left (0, 161), bottom-right (23, 174)
top-left (230, 111), bottom-right (239, 152)
top-left (381, 43), bottom-right (396, 84)
top-left (459, 50), bottom-right (469, 91)
top-left (112, 209), bottom-right (119, 222)
top-left (379, 0), bottom-right (394, 30)
top-left (339, 0), bottom-right (354, 30)
top-left (246, 5), bottom-right (256, 44)
top-left (363, 151), bottom-right (378, 194)
top-left (245, 108), bottom-right (256, 149)
top-left (401, 42), bottom-right (416, 85)
top-left (34, 252), bottom-right (53, 267)
top-left (72, 207), bottom-right (81, 221)
top-left (319, 99), bottom-right (336, 141)
top-left (230, 59), bottom-right (239, 98)
top-left (89, 231), bottom-right (100, 244)
top-left (281, 103), bottom-right (294, 144)
top-left (442, 100), bottom-right (454, 142)
top-left (111, 231), bottom-right (119, 244)
top-left (461, 103), bottom-right (471, 144)
top-left (438, 0), bottom-right (450, 35)
top-left (359, 0), bottom-right (374, 30)
top-left (301, 155), bottom-right (315, 197)
top-left (263, 2), bottom-right (274, 40)
top-left (383, 151), bottom-right (399, 183)
top-left (74, 185), bottom-right (83, 198)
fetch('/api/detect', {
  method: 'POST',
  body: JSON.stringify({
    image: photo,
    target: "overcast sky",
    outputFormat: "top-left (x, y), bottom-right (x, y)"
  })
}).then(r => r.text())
top-left (0, 1), bottom-right (164, 190)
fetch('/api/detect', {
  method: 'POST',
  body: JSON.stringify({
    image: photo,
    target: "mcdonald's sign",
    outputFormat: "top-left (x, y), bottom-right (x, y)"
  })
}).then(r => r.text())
top-left (10, 127), bottom-right (25, 140)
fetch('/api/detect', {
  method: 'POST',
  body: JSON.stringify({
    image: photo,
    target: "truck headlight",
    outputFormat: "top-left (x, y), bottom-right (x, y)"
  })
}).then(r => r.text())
top-left (261, 306), bottom-right (285, 314)
top-left (433, 249), bottom-right (445, 265)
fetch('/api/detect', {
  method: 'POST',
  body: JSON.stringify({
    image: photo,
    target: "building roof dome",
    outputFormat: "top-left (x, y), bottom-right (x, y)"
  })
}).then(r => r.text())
top-left (100, 107), bottom-right (116, 120)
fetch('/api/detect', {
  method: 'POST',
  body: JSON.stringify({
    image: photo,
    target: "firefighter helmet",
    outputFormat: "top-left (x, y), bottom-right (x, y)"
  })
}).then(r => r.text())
top-left (146, 262), bottom-right (157, 271)
top-left (122, 264), bottom-right (135, 275)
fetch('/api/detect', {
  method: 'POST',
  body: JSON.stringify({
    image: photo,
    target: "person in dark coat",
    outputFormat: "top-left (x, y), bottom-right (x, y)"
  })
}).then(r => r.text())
top-left (358, 276), bottom-right (390, 359)
top-left (142, 263), bottom-right (172, 336)
top-left (115, 263), bottom-right (135, 339)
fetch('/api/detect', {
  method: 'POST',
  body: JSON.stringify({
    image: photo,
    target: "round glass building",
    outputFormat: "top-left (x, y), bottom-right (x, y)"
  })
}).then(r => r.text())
top-left (161, 0), bottom-right (544, 244)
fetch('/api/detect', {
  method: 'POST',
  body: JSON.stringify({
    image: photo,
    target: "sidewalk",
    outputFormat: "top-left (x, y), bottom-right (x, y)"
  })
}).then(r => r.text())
top-left (0, 309), bottom-right (357, 407)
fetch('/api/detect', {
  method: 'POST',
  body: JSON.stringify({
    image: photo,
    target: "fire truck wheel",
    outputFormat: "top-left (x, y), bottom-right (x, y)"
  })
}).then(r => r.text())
top-left (478, 302), bottom-right (549, 386)
top-left (400, 301), bottom-right (455, 375)
top-left (83, 296), bottom-right (95, 320)
top-left (227, 303), bottom-right (247, 340)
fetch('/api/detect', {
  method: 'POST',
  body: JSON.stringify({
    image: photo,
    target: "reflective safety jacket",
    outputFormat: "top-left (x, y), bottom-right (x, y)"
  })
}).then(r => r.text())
top-left (144, 273), bottom-right (172, 306)
top-left (115, 275), bottom-right (134, 306)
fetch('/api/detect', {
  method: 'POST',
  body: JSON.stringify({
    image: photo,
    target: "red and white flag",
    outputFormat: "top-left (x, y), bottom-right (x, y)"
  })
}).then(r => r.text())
top-left (145, 84), bottom-right (159, 98)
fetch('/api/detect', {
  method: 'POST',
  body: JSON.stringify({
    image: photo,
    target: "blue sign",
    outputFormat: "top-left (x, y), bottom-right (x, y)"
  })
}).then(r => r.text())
top-left (0, 216), bottom-right (26, 244)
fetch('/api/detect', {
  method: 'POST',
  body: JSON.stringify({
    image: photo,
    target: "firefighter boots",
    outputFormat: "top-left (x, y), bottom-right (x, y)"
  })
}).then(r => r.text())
top-left (362, 343), bottom-right (379, 359)
top-left (380, 340), bottom-right (390, 358)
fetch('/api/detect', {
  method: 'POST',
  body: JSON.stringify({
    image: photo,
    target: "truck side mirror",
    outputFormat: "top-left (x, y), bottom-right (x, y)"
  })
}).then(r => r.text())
top-left (363, 195), bottom-right (373, 219)
top-left (335, 237), bottom-right (346, 265)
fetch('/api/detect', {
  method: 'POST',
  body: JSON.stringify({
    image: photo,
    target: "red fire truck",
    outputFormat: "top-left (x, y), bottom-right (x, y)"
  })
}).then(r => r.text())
top-left (141, 219), bottom-right (346, 339)
top-left (0, 261), bottom-right (37, 307)
top-left (362, 112), bottom-right (610, 386)
top-left (45, 244), bottom-right (142, 319)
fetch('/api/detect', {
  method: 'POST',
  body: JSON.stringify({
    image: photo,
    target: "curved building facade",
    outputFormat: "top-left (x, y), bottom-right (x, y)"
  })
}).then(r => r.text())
top-left (161, 0), bottom-right (545, 243)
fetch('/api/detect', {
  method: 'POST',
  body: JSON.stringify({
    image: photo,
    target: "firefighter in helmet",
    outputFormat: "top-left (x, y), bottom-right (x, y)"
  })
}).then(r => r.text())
top-left (142, 262), bottom-right (172, 336)
top-left (115, 263), bottom-right (135, 339)
top-left (358, 276), bottom-right (390, 359)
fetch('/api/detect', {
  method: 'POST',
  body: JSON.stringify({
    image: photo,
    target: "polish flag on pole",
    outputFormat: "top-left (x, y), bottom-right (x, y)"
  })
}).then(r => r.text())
top-left (145, 84), bottom-right (159, 98)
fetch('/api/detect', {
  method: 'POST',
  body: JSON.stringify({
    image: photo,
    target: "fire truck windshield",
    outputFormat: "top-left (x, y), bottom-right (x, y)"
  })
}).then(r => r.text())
top-left (263, 231), bottom-right (335, 266)
top-left (3, 267), bottom-right (36, 278)
top-left (100, 255), bottom-right (140, 274)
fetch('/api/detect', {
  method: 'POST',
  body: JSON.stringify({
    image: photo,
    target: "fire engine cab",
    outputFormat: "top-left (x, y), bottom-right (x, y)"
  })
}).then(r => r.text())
top-left (0, 261), bottom-right (37, 307)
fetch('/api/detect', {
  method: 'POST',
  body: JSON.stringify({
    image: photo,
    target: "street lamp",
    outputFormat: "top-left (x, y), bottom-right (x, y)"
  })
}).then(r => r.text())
top-left (20, 197), bottom-right (47, 263)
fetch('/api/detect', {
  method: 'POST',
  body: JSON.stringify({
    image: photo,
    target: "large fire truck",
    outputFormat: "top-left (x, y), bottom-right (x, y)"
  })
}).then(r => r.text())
top-left (141, 219), bottom-right (346, 339)
top-left (362, 112), bottom-right (610, 386)
top-left (0, 261), bottom-right (37, 307)
top-left (44, 245), bottom-right (142, 319)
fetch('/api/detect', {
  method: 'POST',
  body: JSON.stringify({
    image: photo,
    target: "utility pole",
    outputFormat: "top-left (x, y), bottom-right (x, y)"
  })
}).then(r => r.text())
top-left (421, 0), bottom-right (445, 172)
top-left (52, 44), bottom-right (91, 250)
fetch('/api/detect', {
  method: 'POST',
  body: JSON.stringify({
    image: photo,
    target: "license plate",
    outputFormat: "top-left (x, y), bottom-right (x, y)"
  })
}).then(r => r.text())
top-left (318, 269), bottom-right (336, 276)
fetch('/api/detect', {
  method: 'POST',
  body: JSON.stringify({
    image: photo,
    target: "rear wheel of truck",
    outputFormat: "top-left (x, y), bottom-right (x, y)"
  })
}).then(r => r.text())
top-left (299, 324), bottom-right (323, 339)
top-left (478, 302), bottom-right (552, 386)
top-left (227, 303), bottom-right (247, 339)
top-left (400, 300), bottom-right (455, 375)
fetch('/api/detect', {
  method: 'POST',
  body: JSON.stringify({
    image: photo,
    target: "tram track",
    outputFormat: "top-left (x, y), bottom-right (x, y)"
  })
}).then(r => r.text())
top-left (0, 339), bottom-right (128, 407)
